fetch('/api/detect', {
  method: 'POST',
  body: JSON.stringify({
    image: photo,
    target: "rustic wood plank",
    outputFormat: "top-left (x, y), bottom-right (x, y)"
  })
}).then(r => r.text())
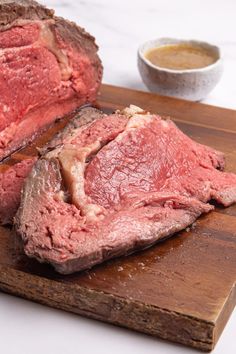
top-left (0, 84), bottom-right (236, 351)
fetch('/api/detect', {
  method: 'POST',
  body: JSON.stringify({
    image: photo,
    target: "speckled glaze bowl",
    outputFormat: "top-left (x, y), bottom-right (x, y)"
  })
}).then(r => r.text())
top-left (138, 38), bottom-right (223, 101)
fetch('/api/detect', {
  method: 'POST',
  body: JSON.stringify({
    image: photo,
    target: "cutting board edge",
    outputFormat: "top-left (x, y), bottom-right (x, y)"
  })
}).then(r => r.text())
top-left (100, 83), bottom-right (236, 116)
top-left (213, 283), bottom-right (236, 348)
top-left (0, 265), bottom-right (215, 351)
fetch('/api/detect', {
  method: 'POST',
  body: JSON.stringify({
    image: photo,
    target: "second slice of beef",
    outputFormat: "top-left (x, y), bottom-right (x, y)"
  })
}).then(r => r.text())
top-left (15, 106), bottom-right (236, 274)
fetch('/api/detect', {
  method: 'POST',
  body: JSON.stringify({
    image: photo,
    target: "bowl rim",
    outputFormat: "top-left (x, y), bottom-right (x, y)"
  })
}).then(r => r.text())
top-left (138, 37), bottom-right (223, 74)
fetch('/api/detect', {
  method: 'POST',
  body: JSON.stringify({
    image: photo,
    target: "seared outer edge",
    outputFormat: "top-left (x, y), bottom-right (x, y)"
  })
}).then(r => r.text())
top-left (0, 0), bottom-right (54, 27)
top-left (14, 157), bottom-right (63, 233)
top-left (14, 108), bottom-right (105, 232)
top-left (53, 16), bottom-right (103, 86)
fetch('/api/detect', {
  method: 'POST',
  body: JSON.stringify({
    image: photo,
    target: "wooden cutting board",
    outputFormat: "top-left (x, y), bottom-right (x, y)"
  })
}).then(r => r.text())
top-left (0, 84), bottom-right (236, 351)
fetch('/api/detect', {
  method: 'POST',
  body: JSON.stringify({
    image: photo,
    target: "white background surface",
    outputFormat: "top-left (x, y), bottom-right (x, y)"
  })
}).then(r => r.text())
top-left (1, 1), bottom-right (236, 353)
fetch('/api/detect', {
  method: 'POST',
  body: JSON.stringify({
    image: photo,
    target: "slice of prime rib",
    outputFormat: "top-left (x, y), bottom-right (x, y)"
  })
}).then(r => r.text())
top-left (0, 157), bottom-right (36, 224)
top-left (15, 105), bottom-right (236, 274)
top-left (0, 0), bottom-right (102, 161)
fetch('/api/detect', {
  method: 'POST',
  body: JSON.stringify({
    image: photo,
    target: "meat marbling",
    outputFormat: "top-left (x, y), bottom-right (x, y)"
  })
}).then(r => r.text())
top-left (0, 0), bottom-right (102, 161)
top-left (15, 105), bottom-right (236, 274)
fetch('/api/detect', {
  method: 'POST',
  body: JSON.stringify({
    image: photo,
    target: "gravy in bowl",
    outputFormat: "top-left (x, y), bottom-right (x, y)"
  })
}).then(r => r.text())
top-left (145, 43), bottom-right (217, 70)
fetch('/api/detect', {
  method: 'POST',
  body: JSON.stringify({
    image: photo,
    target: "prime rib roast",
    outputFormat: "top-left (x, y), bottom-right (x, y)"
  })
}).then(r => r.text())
top-left (15, 105), bottom-right (236, 274)
top-left (0, 0), bottom-right (102, 161)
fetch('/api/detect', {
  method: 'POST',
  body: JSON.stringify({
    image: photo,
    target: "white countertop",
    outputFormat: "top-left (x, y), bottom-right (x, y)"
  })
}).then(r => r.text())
top-left (45, 0), bottom-right (236, 109)
top-left (1, 1), bottom-right (236, 353)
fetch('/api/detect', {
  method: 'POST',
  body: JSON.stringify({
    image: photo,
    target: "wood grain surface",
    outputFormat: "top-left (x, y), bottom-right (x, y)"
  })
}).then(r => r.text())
top-left (0, 84), bottom-right (236, 351)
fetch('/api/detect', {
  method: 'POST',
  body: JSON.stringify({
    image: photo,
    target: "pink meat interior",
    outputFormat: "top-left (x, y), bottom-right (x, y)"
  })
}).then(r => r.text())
top-left (0, 21), bottom-right (101, 160)
top-left (84, 117), bottom-right (227, 209)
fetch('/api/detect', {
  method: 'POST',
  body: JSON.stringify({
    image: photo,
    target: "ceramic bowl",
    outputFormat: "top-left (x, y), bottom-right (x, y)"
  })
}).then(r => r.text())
top-left (137, 38), bottom-right (223, 101)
